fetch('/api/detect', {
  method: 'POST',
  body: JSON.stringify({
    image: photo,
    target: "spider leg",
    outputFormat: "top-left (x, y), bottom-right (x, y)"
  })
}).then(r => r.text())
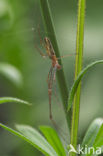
top-left (47, 67), bottom-right (69, 143)
top-left (34, 25), bottom-right (48, 58)
top-left (48, 67), bottom-right (53, 120)
top-left (48, 66), bottom-right (57, 121)
top-left (57, 53), bottom-right (78, 60)
top-left (37, 24), bottom-right (45, 48)
top-left (47, 66), bottom-right (53, 83)
top-left (47, 66), bottom-right (57, 120)
top-left (53, 79), bottom-right (62, 108)
top-left (34, 44), bottom-right (47, 58)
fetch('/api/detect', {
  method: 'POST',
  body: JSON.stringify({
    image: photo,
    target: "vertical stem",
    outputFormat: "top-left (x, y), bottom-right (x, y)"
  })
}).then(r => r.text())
top-left (70, 0), bottom-right (86, 155)
top-left (39, 0), bottom-right (71, 130)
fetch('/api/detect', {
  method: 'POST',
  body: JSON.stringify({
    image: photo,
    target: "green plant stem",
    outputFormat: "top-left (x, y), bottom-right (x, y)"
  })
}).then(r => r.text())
top-left (39, 0), bottom-right (71, 129)
top-left (70, 0), bottom-right (86, 155)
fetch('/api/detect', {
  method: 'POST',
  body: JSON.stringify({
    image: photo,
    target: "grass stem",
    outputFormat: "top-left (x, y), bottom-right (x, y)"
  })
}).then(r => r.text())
top-left (70, 0), bottom-right (86, 155)
top-left (39, 0), bottom-right (71, 130)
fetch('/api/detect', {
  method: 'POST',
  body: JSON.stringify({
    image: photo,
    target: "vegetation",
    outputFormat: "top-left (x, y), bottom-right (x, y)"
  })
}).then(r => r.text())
top-left (0, 0), bottom-right (103, 156)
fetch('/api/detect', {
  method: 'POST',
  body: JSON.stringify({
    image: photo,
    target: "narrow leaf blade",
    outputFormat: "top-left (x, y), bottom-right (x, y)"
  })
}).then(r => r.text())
top-left (16, 125), bottom-right (58, 156)
top-left (0, 123), bottom-right (58, 156)
top-left (81, 118), bottom-right (103, 156)
top-left (68, 60), bottom-right (103, 111)
top-left (40, 126), bottom-right (66, 156)
top-left (93, 121), bottom-right (103, 153)
top-left (0, 97), bottom-right (31, 105)
top-left (82, 118), bottom-right (103, 147)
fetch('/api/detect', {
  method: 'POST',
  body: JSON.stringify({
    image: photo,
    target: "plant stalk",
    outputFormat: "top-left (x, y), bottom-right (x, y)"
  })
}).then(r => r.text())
top-left (70, 0), bottom-right (86, 155)
top-left (39, 0), bottom-right (71, 130)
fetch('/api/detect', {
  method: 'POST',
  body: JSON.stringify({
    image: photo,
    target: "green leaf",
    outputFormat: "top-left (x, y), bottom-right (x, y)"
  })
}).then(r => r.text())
top-left (0, 123), bottom-right (58, 156)
top-left (0, 97), bottom-right (31, 105)
top-left (82, 118), bottom-right (103, 147)
top-left (81, 118), bottom-right (103, 156)
top-left (93, 120), bottom-right (103, 152)
top-left (39, 126), bottom-right (66, 156)
top-left (0, 63), bottom-right (23, 87)
top-left (68, 60), bottom-right (103, 111)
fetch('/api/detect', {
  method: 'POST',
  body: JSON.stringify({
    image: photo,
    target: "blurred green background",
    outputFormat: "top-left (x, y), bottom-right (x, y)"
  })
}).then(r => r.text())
top-left (0, 0), bottom-right (103, 155)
